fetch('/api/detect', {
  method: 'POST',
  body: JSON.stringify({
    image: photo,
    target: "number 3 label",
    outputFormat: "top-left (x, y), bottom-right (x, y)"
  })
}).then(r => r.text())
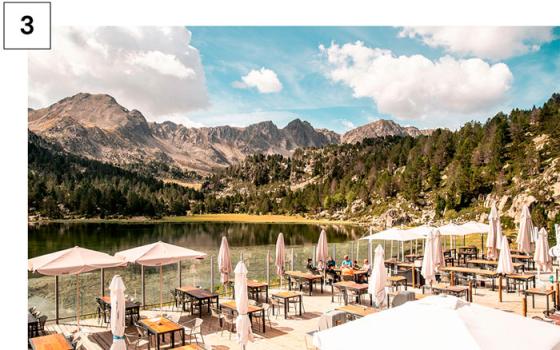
top-left (21, 15), bottom-right (34, 35)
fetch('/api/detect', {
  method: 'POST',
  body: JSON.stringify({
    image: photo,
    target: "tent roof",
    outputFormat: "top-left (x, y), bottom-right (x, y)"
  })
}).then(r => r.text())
top-left (115, 241), bottom-right (206, 267)
top-left (460, 221), bottom-right (491, 234)
top-left (313, 295), bottom-right (560, 350)
top-left (28, 246), bottom-right (127, 276)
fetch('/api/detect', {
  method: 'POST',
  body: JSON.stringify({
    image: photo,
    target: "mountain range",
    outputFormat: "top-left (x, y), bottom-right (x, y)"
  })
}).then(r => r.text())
top-left (28, 93), bottom-right (432, 175)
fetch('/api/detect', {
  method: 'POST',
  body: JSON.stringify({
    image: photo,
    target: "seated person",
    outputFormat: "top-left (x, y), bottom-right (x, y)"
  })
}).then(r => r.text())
top-left (316, 260), bottom-right (325, 272)
top-left (361, 258), bottom-right (371, 273)
top-left (326, 256), bottom-right (336, 270)
top-left (353, 260), bottom-right (360, 269)
top-left (306, 258), bottom-right (318, 273)
top-left (325, 256), bottom-right (339, 283)
top-left (341, 255), bottom-right (353, 268)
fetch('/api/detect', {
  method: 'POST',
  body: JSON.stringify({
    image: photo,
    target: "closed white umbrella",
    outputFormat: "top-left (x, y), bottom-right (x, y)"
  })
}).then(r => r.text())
top-left (534, 228), bottom-right (553, 274)
top-left (496, 237), bottom-right (514, 275)
top-left (517, 205), bottom-right (533, 254)
top-left (421, 231), bottom-right (436, 285)
top-left (432, 229), bottom-right (445, 270)
top-left (109, 275), bottom-right (126, 350)
top-left (218, 236), bottom-right (233, 284)
top-left (316, 229), bottom-right (329, 265)
top-left (486, 203), bottom-right (503, 260)
top-left (234, 261), bottom-right (254, 347)
top-left (368, 244), bottom-right (387, 307)
top-left (275, 233), bottom-right (286, 276)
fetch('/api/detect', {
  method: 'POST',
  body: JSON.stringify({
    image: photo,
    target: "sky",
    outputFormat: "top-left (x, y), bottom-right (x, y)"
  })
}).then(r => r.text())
top-left (29, 26), bottom-right (560, 133)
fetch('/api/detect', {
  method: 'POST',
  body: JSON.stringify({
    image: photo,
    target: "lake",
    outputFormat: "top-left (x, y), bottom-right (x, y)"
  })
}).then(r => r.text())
top-left (28, 221), bottom-right (368, 320)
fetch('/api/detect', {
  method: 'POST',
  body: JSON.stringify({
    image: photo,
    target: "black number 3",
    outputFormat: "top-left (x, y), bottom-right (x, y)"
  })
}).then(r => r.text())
top-left (21, 15), bottom-right (34, 35)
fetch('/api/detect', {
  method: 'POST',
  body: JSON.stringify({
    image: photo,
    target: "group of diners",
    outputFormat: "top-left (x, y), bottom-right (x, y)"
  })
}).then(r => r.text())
top-left (305, 255), bottom-right (371, 284)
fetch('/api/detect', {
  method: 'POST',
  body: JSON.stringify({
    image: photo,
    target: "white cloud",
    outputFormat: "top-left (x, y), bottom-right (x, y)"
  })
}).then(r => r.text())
top-left (399, 27), bottom-right (555, 60)
top-left (234, 67), bottom-right (283, 93)
top-left (320, 41), bottom-right (513, 120)
top-left (29, 27), bottom-right (209, 119)
top-left (340, 119), bottom-right (355, 130)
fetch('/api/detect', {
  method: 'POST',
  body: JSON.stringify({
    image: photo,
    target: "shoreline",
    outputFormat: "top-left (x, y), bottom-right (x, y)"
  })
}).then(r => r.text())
top-left (29, 213), bottom-right (361, 226)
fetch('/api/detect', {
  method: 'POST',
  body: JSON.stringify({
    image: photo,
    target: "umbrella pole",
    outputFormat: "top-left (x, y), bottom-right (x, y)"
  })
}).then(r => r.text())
top-left (160, 265), bottom-right (163, 316)
top-left (76, 273), bottom-right (81, 329)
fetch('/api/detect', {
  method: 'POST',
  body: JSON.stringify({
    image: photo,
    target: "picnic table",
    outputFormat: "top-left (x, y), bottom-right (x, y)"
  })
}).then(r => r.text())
top-left (335, 304), bottom-right (376, 319)
top-left (140, 316), bottom-right (185, 350)
top-left (28, 312), bottom-right (39, 338)
top-left (29, 333), bottom-right (72, 350)
top-left (524, 288), bottom-right (557, 316)
top-left (232, 280), bottom-right (269, 303)
top-left (175, 285), bottom-right (219, 318)
top-left (332, 281), bottom-right (371, 305)
top-left (505, 274), bottom-right (536, 291)
top-left (466, 259), bottom-right (524, 272)
top-left (220, 300), bottom-right (266, 333)
top-left (431, 283), bottom-right (470, 301)
top-left (440, 266), bottom-right (498, 290)
top-left (285, 271), bottom-right (324, 295)
top-left (99, 295), bottom-right (141, 325)
top-left (272, 291), bottom-right (303, 319)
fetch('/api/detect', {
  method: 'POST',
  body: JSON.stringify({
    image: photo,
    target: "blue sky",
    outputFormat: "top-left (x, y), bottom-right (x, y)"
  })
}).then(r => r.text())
top-left (186, 26), bottom-right (560, 132)
top-left (30, 26), bottom-right (560, 133)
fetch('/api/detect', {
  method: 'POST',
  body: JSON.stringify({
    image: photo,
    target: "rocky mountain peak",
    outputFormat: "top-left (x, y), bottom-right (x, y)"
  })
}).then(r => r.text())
top-left (342, 119), bottom-right (433, 144)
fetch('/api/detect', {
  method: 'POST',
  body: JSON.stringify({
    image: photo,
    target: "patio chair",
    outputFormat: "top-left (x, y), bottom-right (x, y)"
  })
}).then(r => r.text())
top-left (332, 286), bottom-right (347, 305)
top-left (37, 315), bottom-right (48, 336)
top-left (182, 318), bottom-right (205, 344)
top-left (253, 303), bottom-right (273, 329)
top-left (210, 307), bottom-right (225, 330)
top-left (125, 327), bottom-right (150, 350)
top-left (248, 299), bottom-right (258, 306)
top-left (221, 312), bottom-right (236, 339)
top-left (288, 294), bottom-right (305, 314)
top-left (270, 298), bottom-right (282, 319)
top-left (391, 291), bottom-right (415, 308)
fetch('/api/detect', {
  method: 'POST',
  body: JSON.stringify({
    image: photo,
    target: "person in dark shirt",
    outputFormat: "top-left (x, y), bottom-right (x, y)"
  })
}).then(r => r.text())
top-left (325, 256), bottom-right (339, 283)
top-left (306, 258), bottom-right (317, 273)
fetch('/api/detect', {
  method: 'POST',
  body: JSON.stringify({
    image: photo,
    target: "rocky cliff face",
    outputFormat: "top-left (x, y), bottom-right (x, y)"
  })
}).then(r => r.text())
top-left (342, 119), bottom-right (433, 144)
top-left (28, 93), bottom-right (341, 174)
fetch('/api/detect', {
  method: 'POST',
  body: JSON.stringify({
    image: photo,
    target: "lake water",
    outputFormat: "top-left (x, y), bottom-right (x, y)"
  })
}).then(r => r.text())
top-left (28, 221), bottom-right (368, 320)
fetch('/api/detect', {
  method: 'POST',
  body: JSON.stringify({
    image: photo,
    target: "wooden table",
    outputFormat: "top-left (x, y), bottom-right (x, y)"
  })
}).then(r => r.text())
top-left (333, 268), bottom-right (369, 283)
top-left (99, 295), bottom-right (141, 325)
top-left (140, 317), bottom-right (185, 350)
top-left (272, 291), bottom-right (303, 319)
top-left (176, 285), bottom-right (219, 318)
top-left (387, 276), bottom-right (407, 291)
top-left (232, 280), bottom-right (269, 303)
top-left (171, 345), bottom-right (205, 350)
top-left (332, 281), bottom-right (371, 305)
top-left (467, 259), bottom-right (524, 271)
top-left (431, 284), bottom-right (470, 301)
top-left (28, 312), bottom-right (39, 339)
top-left (29, 334), bottom-right (72, 350)
top-left (220, 300), bottom-right (266, 333)
top-left (404, 254), bottom-right (423, 262)
top-left (457, 246), bottom-right (478, 265)
top-left (285, 271), bottom-right (324, 295)
top-left (335, 304), bottom-right (376, 319)
top-left (506, 274), bottom-right (536, 291)
top-left (510, 254), bottom-right (535, 270)
top-left (524, 288), bottom-right (557, 316)
top-left (440, 266), bottom-right (498, 290)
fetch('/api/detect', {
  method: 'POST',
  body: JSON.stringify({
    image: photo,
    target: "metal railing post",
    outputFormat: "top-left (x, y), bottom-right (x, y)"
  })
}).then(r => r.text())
top-left (210, 256), bottom-right (215, 292)
top-left (100, 268), bottom-right (105, 297)
top-left (313, 245), bottom-right (316, 266)
top-left (177, 261), bottom-right (182, 287)
top-left (333, 244), bottom-right (336, 262)
top-left (351, 241), bottom-right (355, 262)
top-left (291, 248), bottom-right (295, 271)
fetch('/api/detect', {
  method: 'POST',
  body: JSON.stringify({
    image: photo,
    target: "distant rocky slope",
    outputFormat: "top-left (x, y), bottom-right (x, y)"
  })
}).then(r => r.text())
top-left (342, 119), bottom-right (433, 144)
top-left (28, 93), bottom-right (340, 174)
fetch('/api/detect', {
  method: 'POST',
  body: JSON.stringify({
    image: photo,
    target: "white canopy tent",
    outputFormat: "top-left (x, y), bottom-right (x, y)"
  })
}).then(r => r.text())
top-left (361, 228), bottom-right (424, 261)
top-left (460, 221), bottom-right (491, 255)
top-left (313, 296), bottom-right (560, 350)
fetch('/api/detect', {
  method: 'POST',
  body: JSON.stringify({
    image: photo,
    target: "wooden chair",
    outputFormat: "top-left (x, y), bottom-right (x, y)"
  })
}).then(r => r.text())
top-left (221, 312), bottom-right (236, 339)
top-left (125, 326), bottom-right (150, 350)
top-left (210, 307), bottom-right (225, 330)
top-left (37, 315), bottom-right (48, 336)
top-left (254, 303), bottom-right (273, 329)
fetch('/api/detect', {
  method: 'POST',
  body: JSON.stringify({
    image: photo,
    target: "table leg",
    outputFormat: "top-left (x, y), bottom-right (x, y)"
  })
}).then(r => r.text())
top-left (288, 276), bottom-right (292, 291)
top-left (199, 299), bottom-right (202, 318)
top-left (321, 278), bottom-right (324, 293)
top-left (284, 298), bottom-right (288, 319)
top-left (262, 310), bottom-right (266, 333)
top-left (546, 295), bottom-right (550, 316)
top-left (156, 332), bottom-right (160, 350)
top-left (299, 296), bottom-right (302, 316)
top-left (266, 286), bottom-right (269, 303)
top-left (310, 279), bottom-right (313, 296)
top-left (532, 294), bottom-right (535, 308)
top-left (207, 298), bottom-right (211, 314)
top-left (331, 283), bottom-right (334, 303)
